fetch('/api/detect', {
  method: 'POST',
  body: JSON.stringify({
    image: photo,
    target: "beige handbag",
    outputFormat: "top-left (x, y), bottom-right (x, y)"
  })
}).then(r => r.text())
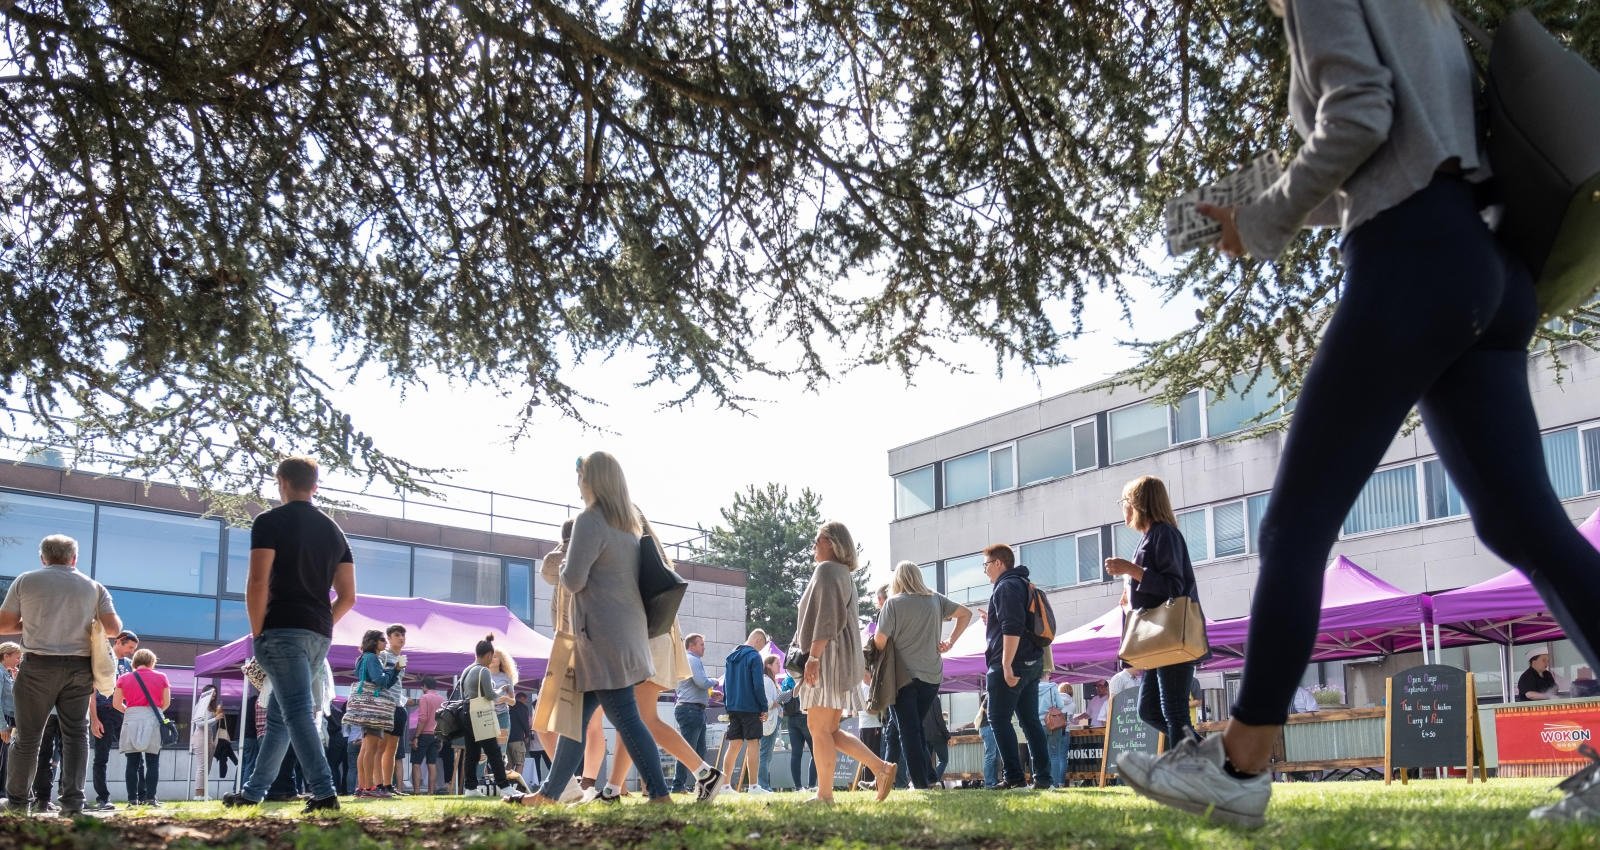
top-left (88, 620), bottom-right (116, 697)
top-left (1119, 597), bottom-right (1209, 670)
top-left (532, 585), bottom-right (584, 742)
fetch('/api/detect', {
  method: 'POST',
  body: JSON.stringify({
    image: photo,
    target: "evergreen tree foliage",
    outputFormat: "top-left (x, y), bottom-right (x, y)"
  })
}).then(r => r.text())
top-left (705, 483), bottom-right (869, 643)
top-left (1, 0), bottom-right (1595, 499)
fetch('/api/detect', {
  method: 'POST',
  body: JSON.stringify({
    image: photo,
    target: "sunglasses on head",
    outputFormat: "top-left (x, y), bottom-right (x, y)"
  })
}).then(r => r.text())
top-left (575, 456), bottom-right (584, 472)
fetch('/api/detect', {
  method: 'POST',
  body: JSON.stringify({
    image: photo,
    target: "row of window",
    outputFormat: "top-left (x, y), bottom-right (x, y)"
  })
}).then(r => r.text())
top-left (925, 420), bottom-right (1600, 603)
top-left (0, 489), bottom-right (534, 641)
top-left (894, 375), bottom-right (1290, 518)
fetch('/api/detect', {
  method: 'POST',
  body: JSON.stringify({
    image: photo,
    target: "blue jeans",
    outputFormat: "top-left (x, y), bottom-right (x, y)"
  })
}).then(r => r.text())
top-left (1044, 728), bottom-right (1068, 786)
top-left (986, 661), bottom-right (1051, 787)
top-left (892, 679), bottom-right (940, 789)
top-left (239, 737), bottom-right (258, 787)
top-left (671, 703), bottom-right (707, 792)
top-left (979, 724), bottom-right (999, 787)
top-left (785, 713), bottom-right (817, 789)
top-left (757, 727), bottom-right (778, 789)
top-left (241, 628), bottom-right (337, 801)
top-left (539, 687), bottom-right (669, 799)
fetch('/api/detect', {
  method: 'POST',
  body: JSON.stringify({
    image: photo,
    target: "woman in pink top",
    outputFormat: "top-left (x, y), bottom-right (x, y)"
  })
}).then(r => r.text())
top-left (112, 649), bottom-right (169, 805)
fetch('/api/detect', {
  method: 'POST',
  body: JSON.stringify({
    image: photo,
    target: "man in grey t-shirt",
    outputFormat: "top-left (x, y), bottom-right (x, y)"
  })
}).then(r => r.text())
top-left (0, 534), bottom-right (121, 816)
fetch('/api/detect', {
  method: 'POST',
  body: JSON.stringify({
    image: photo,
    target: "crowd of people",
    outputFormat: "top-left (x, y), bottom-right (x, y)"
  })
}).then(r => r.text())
top-left (0, 433), bottom-right (1593, 826)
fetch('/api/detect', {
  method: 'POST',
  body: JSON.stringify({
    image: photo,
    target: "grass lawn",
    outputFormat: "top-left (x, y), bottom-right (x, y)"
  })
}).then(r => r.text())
top-left (7, 778), bottom-right (1596, 850)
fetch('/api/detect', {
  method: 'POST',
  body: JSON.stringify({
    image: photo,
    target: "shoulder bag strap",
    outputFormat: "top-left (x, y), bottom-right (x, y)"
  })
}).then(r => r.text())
top-left (130, 669), bottom-right (170, 725)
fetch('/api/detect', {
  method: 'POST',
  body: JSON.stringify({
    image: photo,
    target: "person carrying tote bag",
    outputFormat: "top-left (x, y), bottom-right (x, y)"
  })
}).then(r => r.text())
top-left (350, 629), bottom-right (402, 798)
top-left (460, 639), bottom-right (516, 797)
top-left (1104, 476), bottom-right (1204, 752)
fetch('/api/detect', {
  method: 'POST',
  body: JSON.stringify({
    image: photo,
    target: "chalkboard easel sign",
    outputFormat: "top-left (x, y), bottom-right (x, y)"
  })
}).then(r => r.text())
top-left (1384, 663), bottom-right (1486, 785)
top-left (1099, 687), bottom-right (1163, 786)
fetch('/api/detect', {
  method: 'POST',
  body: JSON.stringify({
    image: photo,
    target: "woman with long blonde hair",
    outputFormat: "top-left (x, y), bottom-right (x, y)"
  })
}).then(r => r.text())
top-left (511, 452), bottom-right (671, 805)
top-left (796, 521), bottom-right (896, 803)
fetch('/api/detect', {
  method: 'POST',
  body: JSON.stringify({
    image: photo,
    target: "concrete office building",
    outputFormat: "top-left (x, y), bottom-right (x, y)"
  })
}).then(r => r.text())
top-left (0, 460), bottom-right (746, 800)
top-left (889, 341), bottom-right (1600, 723)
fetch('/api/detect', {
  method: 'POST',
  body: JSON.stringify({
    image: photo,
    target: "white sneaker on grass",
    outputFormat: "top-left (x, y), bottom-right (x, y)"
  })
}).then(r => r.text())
top-left (462, 786), bottom-right (486, 798)
top-left (1530, 746), bottom-right (1600, 822)
top-left (558, 779), bottom-right (585, 804)
top-left (1118, 733), bottom-right (1272, 828)
top-left (746, 785), bottom-right (772, 795)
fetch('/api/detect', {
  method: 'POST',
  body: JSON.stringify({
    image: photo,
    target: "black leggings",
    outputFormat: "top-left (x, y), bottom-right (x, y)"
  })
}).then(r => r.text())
top-left (1233, 176), bottom-right (1600, 726)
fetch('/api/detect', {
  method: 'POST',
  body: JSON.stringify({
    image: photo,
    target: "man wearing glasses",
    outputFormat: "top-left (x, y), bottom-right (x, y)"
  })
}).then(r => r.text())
top-left (980, 544), bottom-right (1052, 789)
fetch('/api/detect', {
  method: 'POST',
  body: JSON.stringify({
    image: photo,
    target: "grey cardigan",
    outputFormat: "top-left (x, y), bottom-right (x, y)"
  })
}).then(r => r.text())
top-left (561, 508), bottom-right (652, 692)
top-left (1236, 0), bottom-right (1482, 258)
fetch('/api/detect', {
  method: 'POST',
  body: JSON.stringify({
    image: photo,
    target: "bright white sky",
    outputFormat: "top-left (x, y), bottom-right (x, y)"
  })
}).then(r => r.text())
top-left (320, 280), bottom-right (1200, 590)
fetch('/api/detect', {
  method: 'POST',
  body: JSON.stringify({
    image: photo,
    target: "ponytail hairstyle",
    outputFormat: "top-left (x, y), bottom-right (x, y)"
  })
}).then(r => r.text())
top-left (476, 633), bottom-right (496, 661)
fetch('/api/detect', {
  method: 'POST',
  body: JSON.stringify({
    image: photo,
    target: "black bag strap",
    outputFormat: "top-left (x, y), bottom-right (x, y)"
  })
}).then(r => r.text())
top-left (129, 669), bottom-right (172, 726)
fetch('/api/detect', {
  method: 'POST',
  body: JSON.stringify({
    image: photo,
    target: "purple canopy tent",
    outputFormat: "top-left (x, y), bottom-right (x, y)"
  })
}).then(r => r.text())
top-left (1202, 555), bottom-right (1434, 669)
top-left (1423, 508), bottom-right (1600, 697)
top-left (194, 593), bottom-right (553, 681)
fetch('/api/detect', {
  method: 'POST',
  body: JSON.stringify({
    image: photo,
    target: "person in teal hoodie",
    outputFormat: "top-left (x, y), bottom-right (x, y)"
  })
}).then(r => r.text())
top-left (716, 630), bottom-right (770, 792)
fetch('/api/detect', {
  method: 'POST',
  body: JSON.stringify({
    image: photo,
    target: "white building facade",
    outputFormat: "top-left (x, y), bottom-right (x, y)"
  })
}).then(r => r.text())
top-left (889, 342), bottom-right (1600, 720)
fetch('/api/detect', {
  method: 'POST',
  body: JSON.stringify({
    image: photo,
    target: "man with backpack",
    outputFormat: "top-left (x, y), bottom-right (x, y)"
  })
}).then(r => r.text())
top-left (981, 543), bottom-right (1053, 789)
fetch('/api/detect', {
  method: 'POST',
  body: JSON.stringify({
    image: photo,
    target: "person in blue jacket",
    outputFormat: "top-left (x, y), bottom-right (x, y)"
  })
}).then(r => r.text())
top-left (716, 630), bottom-right (770, 792)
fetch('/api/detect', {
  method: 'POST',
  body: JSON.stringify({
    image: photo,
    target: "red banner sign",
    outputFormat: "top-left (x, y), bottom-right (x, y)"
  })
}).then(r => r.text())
top-left (1495, 701), bottom-right (1600, 765)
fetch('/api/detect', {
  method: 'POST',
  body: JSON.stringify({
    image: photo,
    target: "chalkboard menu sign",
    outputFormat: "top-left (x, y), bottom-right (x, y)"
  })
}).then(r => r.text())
top-left (1385, 664), bottom-right (1484, 783)
top-left (1099, 687), bottom-right (1161, 785)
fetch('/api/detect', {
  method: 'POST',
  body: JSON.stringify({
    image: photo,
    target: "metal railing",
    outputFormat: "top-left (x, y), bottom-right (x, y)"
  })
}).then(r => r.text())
top-left (0, 427), bottom-right (716, 563)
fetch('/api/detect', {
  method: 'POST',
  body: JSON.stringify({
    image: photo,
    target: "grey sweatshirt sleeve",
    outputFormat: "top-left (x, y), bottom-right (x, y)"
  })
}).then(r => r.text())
top-left (1235, 0), bottom-right (1395, 259)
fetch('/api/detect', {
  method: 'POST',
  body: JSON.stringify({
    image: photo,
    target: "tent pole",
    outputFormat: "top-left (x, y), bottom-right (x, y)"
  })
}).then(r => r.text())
top-left (190, 676), bottom-right (201, 801)
top-left (1433, 624), bottom-right (1442, 663)
top-left (1501, 642), bottom-right (1512, 703)
top-left (237, 675), bottom-right (251, 795)
top-left (1419, 623), bottom-right (1430, 665)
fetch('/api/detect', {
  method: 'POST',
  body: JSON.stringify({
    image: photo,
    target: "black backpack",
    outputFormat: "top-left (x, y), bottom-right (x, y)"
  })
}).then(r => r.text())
top-left (434, 698), bottom-right (471, 741)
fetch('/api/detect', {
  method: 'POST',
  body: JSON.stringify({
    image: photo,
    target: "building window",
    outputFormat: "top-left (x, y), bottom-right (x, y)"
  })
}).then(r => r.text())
top-left (414, 548), bottom-right (503, 605)
top-left (219, 598), bottom-right (249, 640)
top-left (1076, 532), bottom-right (1103, 584)
top-left (1342, 465), bottom-right (1419, 535)
top-left (95, 505), bottom-right (220, 595)
top-left (223, 526), bottom-right (250, 595)
top-left (1113, 524), bottom-right (1142, 560)
top-left (0, 491), bottom-right (97, 576)
top-left (1109, 401), bottom-right (1170, 464)
top-left (1171, 391), bottom-right (1203, 444)
top-left (919, 562), bottom-right (938, 592)
top-left (1073, 420), bottom-right (1098, 472)
top-left (944, 553), bottom-right (989, 605)
top-left (1247, 493), bottom-right (1271, 552)
top-left (990, 445), bottom-right (1016, 492)
top-left (1543, 428), bottom-right (1583, 500)
top-left (505, 560), bottom-right (533, 622)
top-left (893, 466), bottom-right (936, 519)
top-left (1018, 426), bottom-right (1074, 486)
top-left (1586, 427), bottom-right (1600, 493)
top-left (1423, 460), bottom-right (1466, 520)
top-left (1207, 375), bottom-right (1283, 436)
top-left (1213, 501), bottom-right (1246, 558)
top-left (1176, 509), bottom-right (1208, 563)
top-left (108, 589), bottom-right (219, 640)
top-left (943, 451), bottom-right (990, 507)
top-left (349, 538), bottom-right (412, 596)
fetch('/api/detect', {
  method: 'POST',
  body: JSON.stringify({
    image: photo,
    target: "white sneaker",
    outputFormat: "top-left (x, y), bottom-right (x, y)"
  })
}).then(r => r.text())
top-left (558, 778), bottom-right (585, 804)
top-left (498, 784), bottom-right (522, 800)
top-left (1118, 733), bottom-right (1272, 828)
top-left (746, 785), bottom-right (772, 795)
top-left (1530, 752), bottom-right (1600, 822)
top-left (579, 786), bottom-right (602, 804)
top-left (462, 786), bottom-right (486, 798)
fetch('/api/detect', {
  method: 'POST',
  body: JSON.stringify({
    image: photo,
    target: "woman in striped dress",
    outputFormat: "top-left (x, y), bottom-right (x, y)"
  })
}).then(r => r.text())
top-left (796, 521), bottom-right (896, 804)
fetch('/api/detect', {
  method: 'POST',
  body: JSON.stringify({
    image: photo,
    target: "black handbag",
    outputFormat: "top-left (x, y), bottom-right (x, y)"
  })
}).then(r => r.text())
top-left (638, 534), bottom-right (688, 638)
top-left (1452, 7), bottom-right (1600, 318)
top-left (784, 643), bottom-right (809, 678)
top-left (130, 669), bottom-right (179, 748)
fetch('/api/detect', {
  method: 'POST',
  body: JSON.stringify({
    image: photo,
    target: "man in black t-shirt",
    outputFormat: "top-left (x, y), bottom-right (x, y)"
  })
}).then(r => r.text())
top-left (223, 457), bottom-right (356, 813)
top-left (1518, 652), bottom-right (1559, 701)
